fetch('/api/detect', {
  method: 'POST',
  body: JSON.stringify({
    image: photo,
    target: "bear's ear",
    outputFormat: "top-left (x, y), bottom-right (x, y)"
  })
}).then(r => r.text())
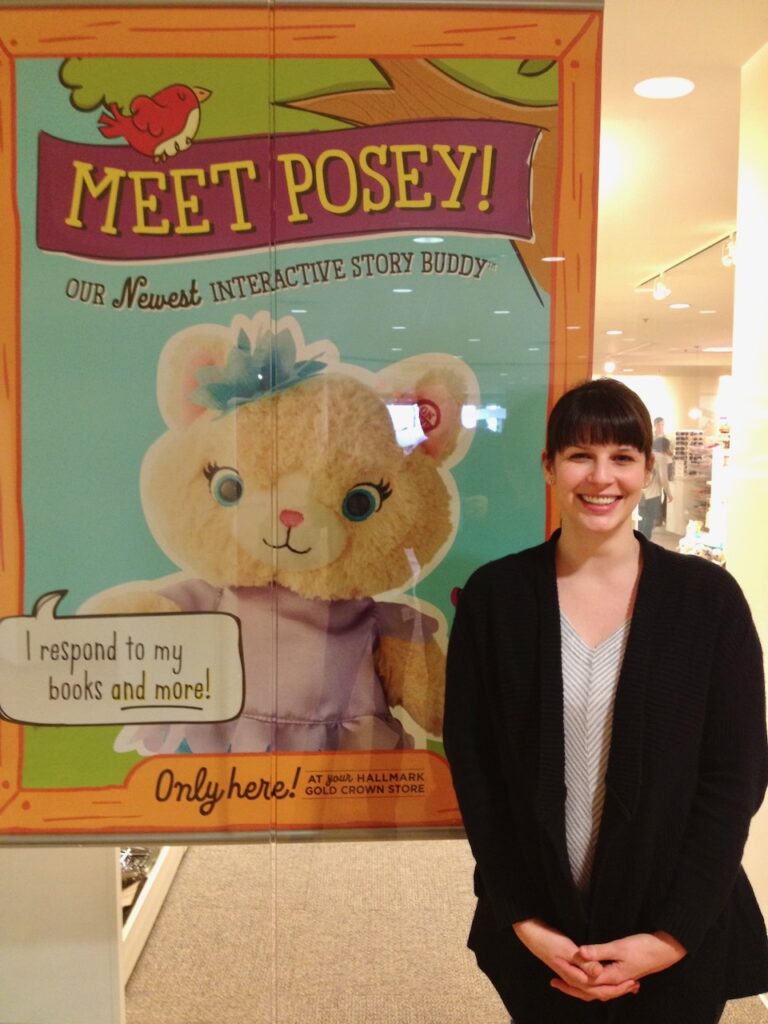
top-left (155, 325), bottom-right (233, 429)
top-left (375, 354), bottom-right (479, 467)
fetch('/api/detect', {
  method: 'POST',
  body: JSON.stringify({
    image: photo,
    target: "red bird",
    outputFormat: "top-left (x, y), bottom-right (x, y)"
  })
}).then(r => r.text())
top-left (98, 83), bottom-right (211, 161)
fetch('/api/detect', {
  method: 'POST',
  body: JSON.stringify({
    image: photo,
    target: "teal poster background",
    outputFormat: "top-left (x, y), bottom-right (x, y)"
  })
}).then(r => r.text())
top-left (17, 57), bottom-right (551, 788)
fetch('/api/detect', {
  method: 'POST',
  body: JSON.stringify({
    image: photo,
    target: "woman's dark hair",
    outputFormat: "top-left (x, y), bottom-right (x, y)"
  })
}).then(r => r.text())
top-left (545, 378), bottom-right (653, 462)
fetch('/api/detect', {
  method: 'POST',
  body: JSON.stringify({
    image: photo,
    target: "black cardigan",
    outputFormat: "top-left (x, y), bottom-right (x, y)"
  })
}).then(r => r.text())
top-left (444, 531), bottom-right (768, 1022)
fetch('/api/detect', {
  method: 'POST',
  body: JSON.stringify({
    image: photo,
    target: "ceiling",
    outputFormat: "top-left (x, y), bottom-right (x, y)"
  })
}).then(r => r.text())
top-left (594, 0), bottom-right (768, 375)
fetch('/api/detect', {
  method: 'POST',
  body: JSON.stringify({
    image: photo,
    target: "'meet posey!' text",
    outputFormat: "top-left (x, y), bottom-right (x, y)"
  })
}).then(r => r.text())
top-left (37, 120), bottom-right (538, 260)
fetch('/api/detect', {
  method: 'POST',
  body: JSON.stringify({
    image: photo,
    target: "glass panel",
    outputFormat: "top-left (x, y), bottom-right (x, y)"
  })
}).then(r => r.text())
top-left (0, 3), bottom-right (602, 844)
top-left (0, 5), bottom-right (602, 1021)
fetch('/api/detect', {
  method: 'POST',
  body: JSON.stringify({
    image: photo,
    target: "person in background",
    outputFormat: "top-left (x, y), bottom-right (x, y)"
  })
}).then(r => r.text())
top-left (653, 416), bottom-right (674, 474)
top-left (444, 377), bottom-right (768, 1023)
top-left (638, 433), bottom-right (673, 539)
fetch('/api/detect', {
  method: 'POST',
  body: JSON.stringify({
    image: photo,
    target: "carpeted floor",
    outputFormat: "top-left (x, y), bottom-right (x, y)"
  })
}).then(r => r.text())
top-left (126, 840), bottom-right (768, 1024)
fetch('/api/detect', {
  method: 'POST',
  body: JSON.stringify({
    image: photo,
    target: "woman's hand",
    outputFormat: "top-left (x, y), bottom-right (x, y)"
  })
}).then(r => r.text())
top-left (512, 919), bottom-right (640, 1002)
top-left (572, 931), bottom-right (687, 989)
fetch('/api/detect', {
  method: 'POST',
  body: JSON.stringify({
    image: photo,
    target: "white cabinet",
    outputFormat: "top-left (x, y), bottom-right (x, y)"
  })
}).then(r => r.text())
top-left (0, 843), bottom-right (186, 1023)
top-left (0, 847), bottom-right (125, 1024)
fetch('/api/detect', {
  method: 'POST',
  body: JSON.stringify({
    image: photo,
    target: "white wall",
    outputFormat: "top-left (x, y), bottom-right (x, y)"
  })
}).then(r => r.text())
top-left (727, 40), bottom-right (768, 913)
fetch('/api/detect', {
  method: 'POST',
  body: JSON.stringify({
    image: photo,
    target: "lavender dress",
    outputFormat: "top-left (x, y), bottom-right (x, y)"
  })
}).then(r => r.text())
top-left (114, 580), bottom-right (437, 755)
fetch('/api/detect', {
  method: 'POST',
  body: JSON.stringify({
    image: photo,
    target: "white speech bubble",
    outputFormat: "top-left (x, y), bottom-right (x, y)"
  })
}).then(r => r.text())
top-left (0, 591), bottom-right (244, 726)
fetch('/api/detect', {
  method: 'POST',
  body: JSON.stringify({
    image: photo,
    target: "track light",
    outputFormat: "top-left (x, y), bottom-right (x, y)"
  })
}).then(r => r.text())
top-left (721, 235), bottom-right (736, 267)
top-left (652, 275), bottom-right (671, 300)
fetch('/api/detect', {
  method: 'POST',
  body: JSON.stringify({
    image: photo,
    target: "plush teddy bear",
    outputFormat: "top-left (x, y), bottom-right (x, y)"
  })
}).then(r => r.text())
top-left (82, 312), bottom-right (476, 754)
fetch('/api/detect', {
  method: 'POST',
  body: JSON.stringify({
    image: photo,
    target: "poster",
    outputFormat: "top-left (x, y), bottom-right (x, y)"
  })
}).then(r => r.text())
top-left (0, 5), bottom-right (600, 840)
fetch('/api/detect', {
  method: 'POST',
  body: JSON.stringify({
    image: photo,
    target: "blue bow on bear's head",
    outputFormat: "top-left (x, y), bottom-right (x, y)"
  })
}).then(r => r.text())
top-left (191, 327), bottom-right (327, 414)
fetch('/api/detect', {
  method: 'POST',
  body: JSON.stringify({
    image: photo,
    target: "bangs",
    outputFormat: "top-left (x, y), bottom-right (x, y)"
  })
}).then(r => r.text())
top-left (546, 378), bottom-right (652, 460)
top-left (554, 405), bottom-right (649, 452)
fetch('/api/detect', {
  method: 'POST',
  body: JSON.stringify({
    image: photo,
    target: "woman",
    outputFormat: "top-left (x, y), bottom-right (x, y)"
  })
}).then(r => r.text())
top-left (444, 378), bottom-right (768, 1023)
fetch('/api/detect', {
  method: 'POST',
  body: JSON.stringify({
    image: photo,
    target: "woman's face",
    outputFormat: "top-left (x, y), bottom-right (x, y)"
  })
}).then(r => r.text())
top-left (542, 442), bottom-right (652, 538)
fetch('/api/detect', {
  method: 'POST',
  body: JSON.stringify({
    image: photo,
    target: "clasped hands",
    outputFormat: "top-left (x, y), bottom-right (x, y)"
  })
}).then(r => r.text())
top-left (512, 918), bottom-right (687, 1003)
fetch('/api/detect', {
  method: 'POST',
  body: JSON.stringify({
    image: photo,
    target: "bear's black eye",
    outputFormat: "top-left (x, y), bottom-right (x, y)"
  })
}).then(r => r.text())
top-left (341, 480), bottom-right (391, 522)
top-left (204, 464), bottom-right (244, 508)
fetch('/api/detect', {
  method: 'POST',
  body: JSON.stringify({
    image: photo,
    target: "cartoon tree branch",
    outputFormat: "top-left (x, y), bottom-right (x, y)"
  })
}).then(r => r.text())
top-left (281, 58), bottom-right (558, 292)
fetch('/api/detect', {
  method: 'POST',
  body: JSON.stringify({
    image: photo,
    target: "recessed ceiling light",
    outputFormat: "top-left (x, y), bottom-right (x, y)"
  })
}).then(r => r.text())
top-left (634, 76), bottom-right (695, 99)
top-left (606, 329), bottom-right (623, 336)
top-left (669, 303), bottom-right (690, 309)
top-left (392, 288), bottom-right (413, 294)
top-left (541, 255), bottom-right (565, 263)
top-left (392, 325), bottom-right (406, 330)
top-left (622, 368), bottom-right (635, 373)
top-left (566, 325), bottom-right (581, 331)
top-left (703, 346), bottom-right (733, 353)
top-left (391, 346), bottom-right (403, 352)
top-left (290, 308), bottom-right (307, 314)
top-left (528, 347), bottom-right (540, 352)
top-left (603, 360), bottom-right (616, 373)
top-left (413, 236), bottom-right (444, 244)
top-left (699, 309), bottom-right (717, 315)
top-left (494, 310), bottom-right (511, 315)
top-left (468, 337), bottom-right (481, 343)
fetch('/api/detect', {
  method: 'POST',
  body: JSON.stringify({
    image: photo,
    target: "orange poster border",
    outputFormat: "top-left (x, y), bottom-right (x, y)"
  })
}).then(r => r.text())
top-left (0, 4), bottom-right (599, 840)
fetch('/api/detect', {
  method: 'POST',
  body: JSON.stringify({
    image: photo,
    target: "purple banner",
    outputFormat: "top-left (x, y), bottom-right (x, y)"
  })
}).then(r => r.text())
top-left (37, 120), bottom-right (538, 261)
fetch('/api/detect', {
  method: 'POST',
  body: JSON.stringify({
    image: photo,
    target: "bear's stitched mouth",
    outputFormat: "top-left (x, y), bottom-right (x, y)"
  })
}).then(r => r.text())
top-left (263, 528), bottom-right (311, 555)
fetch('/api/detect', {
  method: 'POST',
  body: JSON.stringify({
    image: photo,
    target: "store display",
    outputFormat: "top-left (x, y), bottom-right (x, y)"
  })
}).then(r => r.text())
top-left (673, 430), bottom-right (729, 565)
top-left (677, 519), bottom-right (726, 566)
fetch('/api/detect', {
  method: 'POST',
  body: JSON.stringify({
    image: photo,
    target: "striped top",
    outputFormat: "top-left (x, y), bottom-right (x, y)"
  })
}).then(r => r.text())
top-left (561, 611), bottom-right (630, 893)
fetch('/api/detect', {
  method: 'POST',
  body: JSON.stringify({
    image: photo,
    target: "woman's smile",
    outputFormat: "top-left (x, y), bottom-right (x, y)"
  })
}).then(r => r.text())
top-left (578, 493), bottom-right (621, 509)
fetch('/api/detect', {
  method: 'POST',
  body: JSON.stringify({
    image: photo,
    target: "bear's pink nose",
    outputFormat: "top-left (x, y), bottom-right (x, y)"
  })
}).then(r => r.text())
top-left (279, 509), bottom-right (304, 530)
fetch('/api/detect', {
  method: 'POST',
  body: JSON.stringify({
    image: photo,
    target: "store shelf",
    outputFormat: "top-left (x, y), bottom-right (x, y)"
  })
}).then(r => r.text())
top-left (122, 845), bottom-right (187, 984)
top-left (674, 429), bottom-right (705, 476)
